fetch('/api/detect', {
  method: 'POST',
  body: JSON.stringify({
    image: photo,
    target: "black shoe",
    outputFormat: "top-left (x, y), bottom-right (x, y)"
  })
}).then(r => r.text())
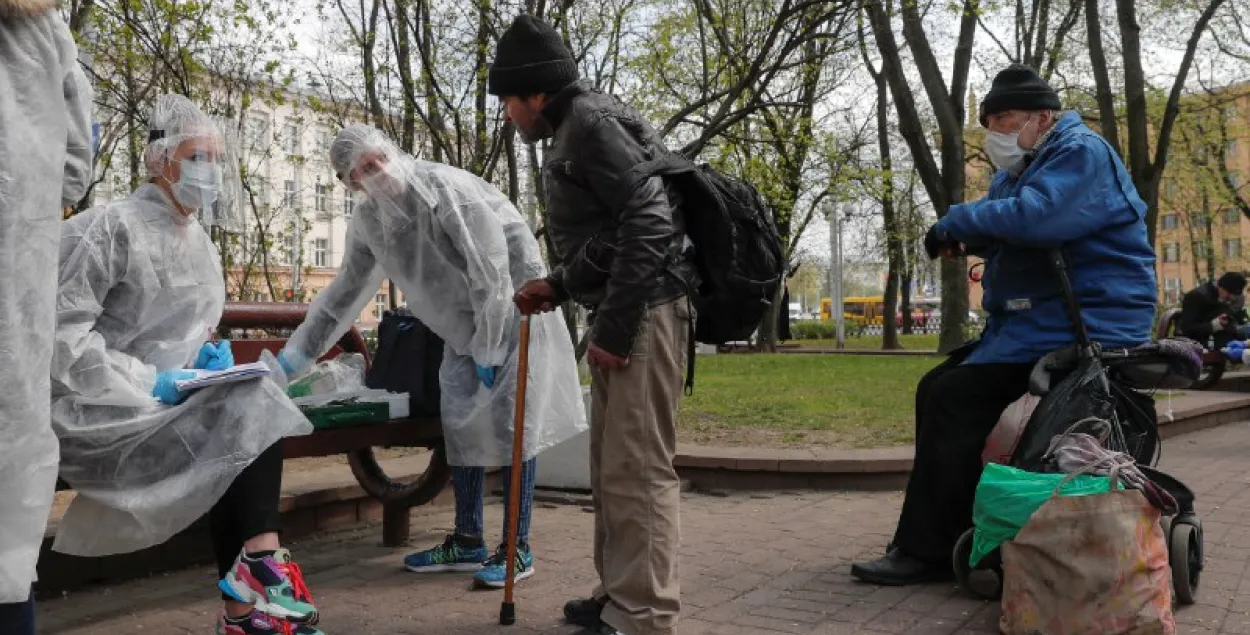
top-left (581, 625), bottom-right (623, 635)
top-left (850, 548), bottom-right (951, 586)
top-left (564, 597), bottom-right (605, 628)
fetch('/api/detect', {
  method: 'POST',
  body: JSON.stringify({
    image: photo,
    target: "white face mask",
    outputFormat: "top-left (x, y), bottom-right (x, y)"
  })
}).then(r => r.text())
top-left (985, 116), bottom-right (1037, 172)
top-left (172, 160), bottom-right (223, 211)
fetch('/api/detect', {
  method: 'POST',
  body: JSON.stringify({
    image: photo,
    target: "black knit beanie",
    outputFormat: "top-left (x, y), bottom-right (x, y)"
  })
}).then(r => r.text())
top-left (488, 14), bottom-right (579, 97)
top-left (979, 64), bottom-right (1062, 126)
top-left (1219, 272), bottom-right (1247, 294)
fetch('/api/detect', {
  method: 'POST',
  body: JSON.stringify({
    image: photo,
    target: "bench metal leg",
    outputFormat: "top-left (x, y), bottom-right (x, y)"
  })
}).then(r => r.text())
top-left (382, 504), bottom-right (411, 547)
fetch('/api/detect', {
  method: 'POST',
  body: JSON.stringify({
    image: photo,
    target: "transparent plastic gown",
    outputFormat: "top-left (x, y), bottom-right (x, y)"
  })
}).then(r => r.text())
top-left (286, 129), bottom-right (586, 467)
top-left (50, 184), bottom-right (312, 557)
top-left (0, 3), bottom-right (94, 601)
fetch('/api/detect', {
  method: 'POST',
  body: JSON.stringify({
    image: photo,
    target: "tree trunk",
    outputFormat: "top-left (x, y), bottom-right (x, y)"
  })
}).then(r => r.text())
top-left (755, 282), bottom-right (784, 352)
top-left (1203, 187), bottom-right (1216, 282)
top-left (1084, 0), bottom-right (1121, 157)
top-left (877, 80), bottom-right (901, 350)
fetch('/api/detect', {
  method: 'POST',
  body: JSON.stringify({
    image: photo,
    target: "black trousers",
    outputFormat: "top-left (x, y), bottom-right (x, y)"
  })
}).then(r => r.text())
top-left (210, 441), bottom-right (285, 589)
top-left (0, 590), bottom-right (34, 635)
top-left (891, 352), bottom-right (1033, 562)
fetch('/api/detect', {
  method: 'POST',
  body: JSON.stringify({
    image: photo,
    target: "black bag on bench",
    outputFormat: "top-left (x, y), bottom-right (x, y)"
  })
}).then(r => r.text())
top-left (366, 308), bottom-right (444, 417)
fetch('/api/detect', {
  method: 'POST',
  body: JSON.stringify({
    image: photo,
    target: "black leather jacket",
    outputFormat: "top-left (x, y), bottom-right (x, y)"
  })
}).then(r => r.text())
top-left (536, 81), bottom-right (695, 357)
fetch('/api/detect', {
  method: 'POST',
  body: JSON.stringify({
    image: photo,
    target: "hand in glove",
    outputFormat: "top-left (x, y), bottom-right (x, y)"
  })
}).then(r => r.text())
top-left (1222, 340), bottom-right (1247, 363)
top-left (476, 364), bottom-right (501, 389)
top-left (194, 340), bottom-right (234, 371)
top-left (276, 347), bottom-right (311, 379)
top-left (153, 370), bottom-right (198, 405)
top-left (923, 225), bottom-right (962, 260)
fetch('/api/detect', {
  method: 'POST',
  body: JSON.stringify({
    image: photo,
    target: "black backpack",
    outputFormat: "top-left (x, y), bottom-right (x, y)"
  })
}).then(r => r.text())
top-left (365, 309), bottom-right (443, 417)
top-left (616, 154), bottom-right (786, 344)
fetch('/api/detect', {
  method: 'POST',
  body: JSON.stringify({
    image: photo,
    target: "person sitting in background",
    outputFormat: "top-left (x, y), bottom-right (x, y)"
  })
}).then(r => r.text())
top-left (1179, 272), bottom-right (1250, 352)
top-left (50, 94), bottom-right (323, 635)
top-left (850, 63), bottom-right (1156, 586)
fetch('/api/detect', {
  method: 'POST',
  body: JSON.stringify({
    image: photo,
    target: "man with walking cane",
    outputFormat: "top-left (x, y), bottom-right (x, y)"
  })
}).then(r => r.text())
top-left (497, 14), bottom-right (694, 635)
top-left (274, 124), bottom-right (587, 592)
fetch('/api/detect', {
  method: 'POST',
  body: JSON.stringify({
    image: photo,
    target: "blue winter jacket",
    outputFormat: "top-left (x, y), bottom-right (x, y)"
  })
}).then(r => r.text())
top-left (936, 111), bottom-right (1157, 366)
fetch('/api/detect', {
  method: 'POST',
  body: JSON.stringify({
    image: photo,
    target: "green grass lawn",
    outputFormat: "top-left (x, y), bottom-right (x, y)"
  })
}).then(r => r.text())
top-left (678, 354), bottom-right (941, 449)
top-left (792, 333), bottom-right (940, 351)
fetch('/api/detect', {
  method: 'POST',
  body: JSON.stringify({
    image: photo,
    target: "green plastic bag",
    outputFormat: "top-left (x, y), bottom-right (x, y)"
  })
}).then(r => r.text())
top-left (969, 463), bottom-right (1111, 566)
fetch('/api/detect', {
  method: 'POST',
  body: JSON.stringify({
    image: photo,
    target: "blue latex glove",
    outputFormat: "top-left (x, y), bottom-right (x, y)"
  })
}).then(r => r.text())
top-left (475, 364), bottom-right (500, 389)
top-left (153, 370), bottom-right (198, 405)
top-left (1222, 341), bottom-right (1246, 363)
top-left (276, 349), bottom-right (302, 378)
top-left (194, 340), bottom-right (234, 371)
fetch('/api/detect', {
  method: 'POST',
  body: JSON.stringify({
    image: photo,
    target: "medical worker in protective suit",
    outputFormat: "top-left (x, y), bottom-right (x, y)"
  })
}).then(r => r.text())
top-left (0, 1), bottom-right (93, 632)
top-left (276, 124), bottom-right (586, 588)
top-left (51, 94), bottom-right (326, 635)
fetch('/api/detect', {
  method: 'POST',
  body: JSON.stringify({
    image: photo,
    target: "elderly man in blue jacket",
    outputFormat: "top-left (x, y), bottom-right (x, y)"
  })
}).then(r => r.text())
top-left (851, 64), bottom-right (1157, 586)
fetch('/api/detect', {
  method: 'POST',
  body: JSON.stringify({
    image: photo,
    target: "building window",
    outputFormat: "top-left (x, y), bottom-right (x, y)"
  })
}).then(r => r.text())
top-left (313, 238), bottom-right (327, 267)
top-left (1230, 139), bottom-right (1241, 159)
top-left (1193, 241), bottom-right (1207, 259)
top-left (283, 180), bottom-right (296, 207)
top-left (315, 183), bottom-right (328, 214)
top-left (282, 122), bottom-right (299, 156)
top-left (1233, 170), bottom-right (1246, 192)
top-left (1225, 238), bottom-right (1242, 259)
top-left (283, 235), bottom-right (296, 264)
top-left (1161, 214), bottom-right (1179, 230)
top-left (343, 190), bottom-right (355, 218)
top-left (1162, 243), bottom-right (1179, 263)
top-left (245, 115), bottom-right (269, 150)
top-left (315, 128), bottom-right (331, 155)
top-left (374, 293), bottom-right (387, 319)
top-left (1164, 278), bottom-right (1183, 306)
top-left (1226, 209), bottom-right (1241, 225)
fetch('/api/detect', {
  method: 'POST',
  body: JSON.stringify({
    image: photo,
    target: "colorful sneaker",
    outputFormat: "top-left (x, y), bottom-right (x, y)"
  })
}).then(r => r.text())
top-left (216, 610), bottom-right (326, 635)
top-left (219, 548), bottom-right (318, 624)
top-left (473, 543), bottom-right (535, 588)
top-left (403, 534), bottom-right (489, 573)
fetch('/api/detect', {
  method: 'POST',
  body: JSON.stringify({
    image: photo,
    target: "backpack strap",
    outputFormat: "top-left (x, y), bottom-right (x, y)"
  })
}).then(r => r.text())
top-left (613, 153), bottom-right (702, 394)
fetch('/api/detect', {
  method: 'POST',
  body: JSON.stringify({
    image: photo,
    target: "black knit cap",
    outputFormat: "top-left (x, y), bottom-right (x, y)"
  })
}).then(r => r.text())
top-left (488, 14), bottom-right (579, 97)
top-left (1219, 272), bottom-right (1247, 294)
top-left (979, 63), bottom-right (1062, 126)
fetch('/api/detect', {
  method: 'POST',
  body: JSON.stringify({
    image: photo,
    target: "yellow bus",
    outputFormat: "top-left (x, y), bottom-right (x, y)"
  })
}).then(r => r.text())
top-left (820, 296), bottom-right (886, 327)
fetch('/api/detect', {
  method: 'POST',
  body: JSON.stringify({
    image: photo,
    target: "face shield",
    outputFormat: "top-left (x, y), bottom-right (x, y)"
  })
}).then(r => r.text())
top-left (196, 123), bottom-right (245, 232)
top-left (143, 95), bottom-right (244, 231)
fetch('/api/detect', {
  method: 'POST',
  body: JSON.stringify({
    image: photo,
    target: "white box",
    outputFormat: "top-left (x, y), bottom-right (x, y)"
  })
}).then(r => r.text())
top-left (535, 386), bottom-right (592, 491)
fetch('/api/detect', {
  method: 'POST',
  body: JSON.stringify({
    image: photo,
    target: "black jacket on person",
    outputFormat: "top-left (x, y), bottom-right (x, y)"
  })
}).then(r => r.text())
top-left (1179, 281), bottom-right (1247, 341)
top-left (536, 80), bottom-right (697, 357)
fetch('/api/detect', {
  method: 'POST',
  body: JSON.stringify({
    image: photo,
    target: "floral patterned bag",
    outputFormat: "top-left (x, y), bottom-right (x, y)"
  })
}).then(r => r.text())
top-left (1000, 464), bottom-right (1175, 635)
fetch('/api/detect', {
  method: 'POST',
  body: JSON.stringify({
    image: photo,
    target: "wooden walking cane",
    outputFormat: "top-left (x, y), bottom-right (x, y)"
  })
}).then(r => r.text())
top-left (500, 314), bottom-right (531, 626)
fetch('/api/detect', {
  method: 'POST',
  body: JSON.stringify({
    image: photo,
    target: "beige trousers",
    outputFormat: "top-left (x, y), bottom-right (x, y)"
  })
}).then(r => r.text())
top-left (589, 299), bottom-right (689, 635)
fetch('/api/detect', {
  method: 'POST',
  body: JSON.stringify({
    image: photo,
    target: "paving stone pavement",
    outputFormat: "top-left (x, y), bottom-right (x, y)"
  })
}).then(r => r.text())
top-left (38, 421), bottom-right (1250, 635)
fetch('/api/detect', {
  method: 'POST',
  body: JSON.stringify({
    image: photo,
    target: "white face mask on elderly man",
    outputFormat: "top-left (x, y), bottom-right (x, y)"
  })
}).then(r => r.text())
top-left (172, 159), bottom-right (223, 212)
top-left (985, 116), bottom-right (1037, 172)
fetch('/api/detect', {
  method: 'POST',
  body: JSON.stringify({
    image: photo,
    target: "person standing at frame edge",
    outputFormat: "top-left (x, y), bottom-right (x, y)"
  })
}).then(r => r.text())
top-left (494, 14), bottom-right (697, 635)
top-left (0, 1), bottom-right (94, 633)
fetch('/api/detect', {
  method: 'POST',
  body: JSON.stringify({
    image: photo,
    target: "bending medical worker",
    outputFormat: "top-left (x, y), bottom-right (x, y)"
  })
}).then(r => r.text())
top-left (276, 125), bottom-right (586, 588)
top-left (51, 94), bottom-right (324, 635)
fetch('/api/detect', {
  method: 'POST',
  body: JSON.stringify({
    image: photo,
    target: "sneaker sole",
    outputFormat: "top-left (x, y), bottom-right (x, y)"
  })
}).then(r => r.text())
top-left (404, 562), bottom-right (483, 573)
top-left (474, 566), bottom-right (536, 589)
top-left (218, 576), bottom-right (318, 623)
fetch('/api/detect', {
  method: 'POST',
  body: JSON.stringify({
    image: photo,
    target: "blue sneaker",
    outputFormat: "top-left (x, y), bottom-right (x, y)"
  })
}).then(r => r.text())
top-left (473, 543), bottom-right (535, 588)
top-left (403, 535), bottom-right (488, 573)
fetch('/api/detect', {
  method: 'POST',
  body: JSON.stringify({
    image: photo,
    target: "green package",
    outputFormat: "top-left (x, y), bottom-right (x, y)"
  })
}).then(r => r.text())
top-left (970, 462), bottom-right (1111, 566)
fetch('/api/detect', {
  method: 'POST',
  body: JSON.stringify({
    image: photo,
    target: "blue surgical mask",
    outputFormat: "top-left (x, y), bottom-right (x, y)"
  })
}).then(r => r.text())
top-left (172, 160), bottom-right (223, 211)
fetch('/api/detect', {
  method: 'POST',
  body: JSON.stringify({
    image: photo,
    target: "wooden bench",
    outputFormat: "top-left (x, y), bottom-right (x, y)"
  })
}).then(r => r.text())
top-left (56, 301), bottom-right (451, 548)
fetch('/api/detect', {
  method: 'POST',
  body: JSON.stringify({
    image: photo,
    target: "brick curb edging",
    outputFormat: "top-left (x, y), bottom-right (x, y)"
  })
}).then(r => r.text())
top-left (673, 395), bottom-right (1250, 492)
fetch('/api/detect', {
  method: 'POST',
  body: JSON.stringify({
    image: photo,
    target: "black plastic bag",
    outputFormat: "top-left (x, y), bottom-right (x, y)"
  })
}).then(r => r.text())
top-left (365, 309), bottom-right (444, 418)
top-left (1011, 356), bottom-right (1116, 472)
